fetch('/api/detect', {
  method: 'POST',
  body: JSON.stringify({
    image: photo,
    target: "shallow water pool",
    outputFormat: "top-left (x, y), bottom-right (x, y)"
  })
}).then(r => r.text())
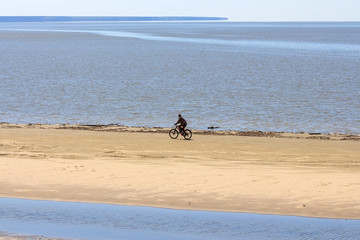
top-left (0, 198), bottom-right (359, 240)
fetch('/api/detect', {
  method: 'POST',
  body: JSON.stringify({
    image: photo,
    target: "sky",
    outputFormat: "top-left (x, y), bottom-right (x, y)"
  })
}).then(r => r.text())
top-left (0, 0), bottom-right (359, 21)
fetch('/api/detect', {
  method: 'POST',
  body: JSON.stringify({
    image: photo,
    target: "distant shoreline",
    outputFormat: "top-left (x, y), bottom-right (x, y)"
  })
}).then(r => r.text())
top-left (0, 122), bottom-right (358, 141)
top-left (0, 16), bottom-right (228, 22)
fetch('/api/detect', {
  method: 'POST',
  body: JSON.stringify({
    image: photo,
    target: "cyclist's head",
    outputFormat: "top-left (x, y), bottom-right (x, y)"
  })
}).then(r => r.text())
top-left (178, 114), bottom-right (182, 118)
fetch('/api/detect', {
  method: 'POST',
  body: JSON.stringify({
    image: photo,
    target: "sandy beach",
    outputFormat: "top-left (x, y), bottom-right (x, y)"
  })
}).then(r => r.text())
top-left (0, 123), bottom-right (359, 220)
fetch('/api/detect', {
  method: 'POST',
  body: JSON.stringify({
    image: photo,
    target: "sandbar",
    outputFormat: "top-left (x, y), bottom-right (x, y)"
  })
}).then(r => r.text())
top-left (0, 123), bottom-right (359, 219)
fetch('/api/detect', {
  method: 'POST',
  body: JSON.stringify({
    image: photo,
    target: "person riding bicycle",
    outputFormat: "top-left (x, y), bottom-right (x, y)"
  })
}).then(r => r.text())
top-left (174, 114), bottom-right (187, 135)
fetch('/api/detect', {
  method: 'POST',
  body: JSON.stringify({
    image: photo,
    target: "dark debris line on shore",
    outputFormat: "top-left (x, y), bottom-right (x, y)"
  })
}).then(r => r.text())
top-left (0, 231), bottom-right (67, 240)
top-left (0, 122), bottom-right (359, 141)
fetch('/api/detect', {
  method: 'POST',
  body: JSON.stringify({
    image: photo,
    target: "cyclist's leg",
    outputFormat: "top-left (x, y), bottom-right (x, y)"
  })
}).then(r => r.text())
top-left (183, 124), bottom-right (188, 136)
top-left (179, 125), bottom-right (184, 135)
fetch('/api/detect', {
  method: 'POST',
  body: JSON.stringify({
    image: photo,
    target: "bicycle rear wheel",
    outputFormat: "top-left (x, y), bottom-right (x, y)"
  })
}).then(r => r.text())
top-left (183, 129), bottom-right (192, 140)
top-left (169, 129), bottom-right (179, 139)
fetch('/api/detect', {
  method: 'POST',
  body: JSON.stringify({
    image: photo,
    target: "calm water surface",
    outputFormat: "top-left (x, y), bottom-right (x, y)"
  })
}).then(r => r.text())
top-left (1, 198), bottom-right (360, 240)
top-left (0, 22), bottom-right (359, 133)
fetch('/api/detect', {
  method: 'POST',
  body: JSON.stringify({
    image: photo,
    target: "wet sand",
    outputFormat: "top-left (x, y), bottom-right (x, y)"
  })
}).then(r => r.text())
top-left (0, 123), bottom-right (359, 219)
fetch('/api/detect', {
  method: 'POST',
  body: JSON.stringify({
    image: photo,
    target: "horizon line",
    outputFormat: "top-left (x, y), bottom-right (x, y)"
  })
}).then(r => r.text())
top-left (0, 16), bottom-right (359, 22)
top-left (0, 16), bottom-right (229, 22)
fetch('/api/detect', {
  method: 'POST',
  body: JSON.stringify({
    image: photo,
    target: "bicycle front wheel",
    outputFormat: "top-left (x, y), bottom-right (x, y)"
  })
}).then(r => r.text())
top-left (169, 129), bottom-right (179, 139)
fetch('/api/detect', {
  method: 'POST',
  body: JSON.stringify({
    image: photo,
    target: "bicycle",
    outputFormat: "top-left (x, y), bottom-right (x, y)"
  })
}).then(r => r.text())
top-left (169, 125), bottom-right (192, 140)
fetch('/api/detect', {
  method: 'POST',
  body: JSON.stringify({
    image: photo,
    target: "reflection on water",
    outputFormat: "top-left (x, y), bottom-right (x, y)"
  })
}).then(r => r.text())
top-left (0, 198), bottom-right (359, 240)
top-left (3, 28), bottom-right (360, 53)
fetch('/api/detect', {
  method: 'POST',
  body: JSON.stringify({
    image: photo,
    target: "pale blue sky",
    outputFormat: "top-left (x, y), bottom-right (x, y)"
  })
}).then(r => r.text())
top-left (0, 0), bottom-right (359, 21)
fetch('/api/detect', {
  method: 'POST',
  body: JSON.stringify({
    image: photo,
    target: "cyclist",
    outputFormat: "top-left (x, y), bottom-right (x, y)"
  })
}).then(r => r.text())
top-left (174, 114), bottom-right (187, 135)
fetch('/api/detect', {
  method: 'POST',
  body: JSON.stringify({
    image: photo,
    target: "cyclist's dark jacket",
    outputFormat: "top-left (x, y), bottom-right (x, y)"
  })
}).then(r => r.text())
top-left (176, 117), bottom-right (187, 126)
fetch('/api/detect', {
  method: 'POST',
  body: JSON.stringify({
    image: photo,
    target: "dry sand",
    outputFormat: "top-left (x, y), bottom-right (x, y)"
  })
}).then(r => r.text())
top-left (0, 123), bottom-right (359, 219)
